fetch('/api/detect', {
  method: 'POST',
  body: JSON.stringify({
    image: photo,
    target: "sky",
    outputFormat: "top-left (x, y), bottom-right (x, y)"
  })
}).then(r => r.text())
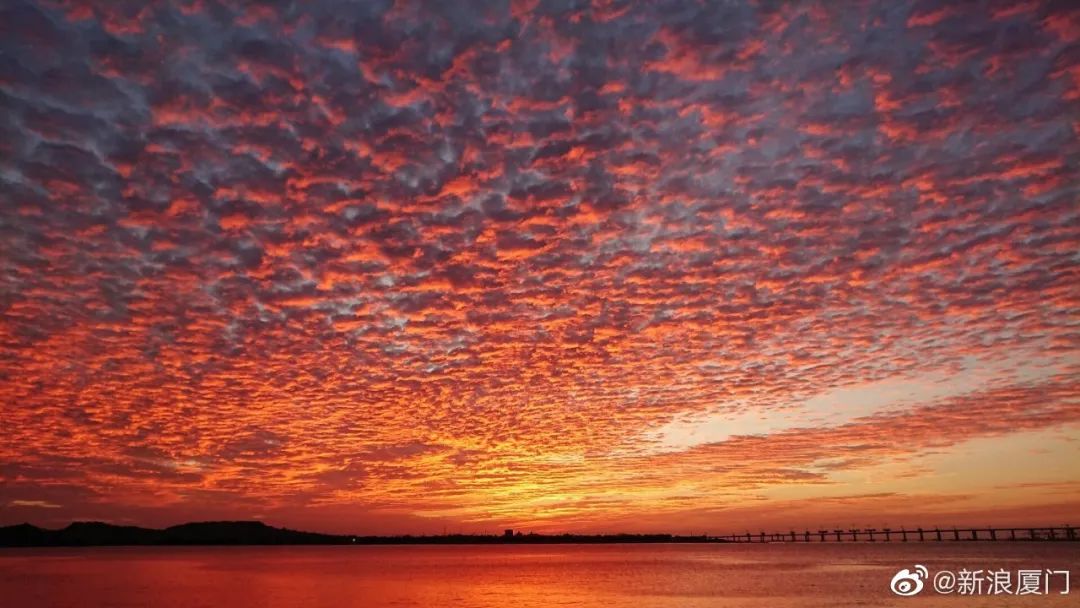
top-left (0, 0), bottom-right (1078, 535)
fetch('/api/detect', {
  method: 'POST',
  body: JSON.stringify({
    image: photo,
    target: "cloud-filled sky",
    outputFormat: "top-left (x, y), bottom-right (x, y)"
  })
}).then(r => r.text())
top-left (1, 0), bottom-right (1078, 534)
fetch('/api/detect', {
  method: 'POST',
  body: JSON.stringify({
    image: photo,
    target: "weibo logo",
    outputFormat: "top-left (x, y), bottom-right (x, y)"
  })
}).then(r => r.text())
top-left (890, 564), bottom-right (929, 596)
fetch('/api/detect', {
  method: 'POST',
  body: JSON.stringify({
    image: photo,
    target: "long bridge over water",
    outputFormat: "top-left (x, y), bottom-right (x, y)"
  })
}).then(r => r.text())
top-left (712, 526), bottom-right (1078, 543)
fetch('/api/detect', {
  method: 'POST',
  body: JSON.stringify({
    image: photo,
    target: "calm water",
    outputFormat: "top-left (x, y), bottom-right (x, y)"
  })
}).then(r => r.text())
top-left (1, 543), bottom-right (1077, 607)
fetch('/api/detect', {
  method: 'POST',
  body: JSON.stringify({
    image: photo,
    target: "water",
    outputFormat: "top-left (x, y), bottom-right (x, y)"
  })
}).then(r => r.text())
top-left (1, 543), bottom-right (1076, 607)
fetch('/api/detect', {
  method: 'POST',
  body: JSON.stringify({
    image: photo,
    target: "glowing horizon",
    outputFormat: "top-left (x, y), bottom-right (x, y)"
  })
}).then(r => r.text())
top-left (1, 0), bottom-right (1078, 536)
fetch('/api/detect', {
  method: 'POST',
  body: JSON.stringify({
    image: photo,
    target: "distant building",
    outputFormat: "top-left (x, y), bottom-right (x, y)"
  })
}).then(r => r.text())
top-left (504, 529), bottom-right (513, 538)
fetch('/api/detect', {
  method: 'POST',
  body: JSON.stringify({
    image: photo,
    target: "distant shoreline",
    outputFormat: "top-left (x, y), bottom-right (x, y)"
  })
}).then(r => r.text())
top-left (0, 521), bottom-right (720, 547)
top-left (4, 521), bottom-right (1076, 548)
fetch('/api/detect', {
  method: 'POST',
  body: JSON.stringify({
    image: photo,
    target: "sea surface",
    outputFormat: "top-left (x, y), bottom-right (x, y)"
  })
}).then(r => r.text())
top-left (1, 543), bottom-right (1077, 607)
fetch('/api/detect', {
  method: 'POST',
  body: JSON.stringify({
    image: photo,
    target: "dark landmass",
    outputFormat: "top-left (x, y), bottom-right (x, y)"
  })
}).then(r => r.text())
top-left (0, 521), bottom-right (720, 547)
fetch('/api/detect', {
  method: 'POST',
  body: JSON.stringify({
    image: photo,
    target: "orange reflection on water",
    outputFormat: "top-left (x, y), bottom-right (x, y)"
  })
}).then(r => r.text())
top-left (1, 544), bottom-right (1077, 608)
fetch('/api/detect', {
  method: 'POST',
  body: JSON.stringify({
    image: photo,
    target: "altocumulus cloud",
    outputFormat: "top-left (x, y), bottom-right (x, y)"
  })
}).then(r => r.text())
top-left (0, 0), bottom-right (1078, 531)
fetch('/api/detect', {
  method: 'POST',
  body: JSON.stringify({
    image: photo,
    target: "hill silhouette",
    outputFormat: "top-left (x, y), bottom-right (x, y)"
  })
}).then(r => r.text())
top-left (0, 521), bottom-right (348, 546)
top-left (0, 521), bottom-right (715, 547)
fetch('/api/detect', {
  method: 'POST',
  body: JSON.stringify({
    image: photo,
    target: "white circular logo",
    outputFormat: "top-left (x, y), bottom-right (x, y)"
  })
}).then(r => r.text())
top-left (890, 565), bottom-right (928, 596)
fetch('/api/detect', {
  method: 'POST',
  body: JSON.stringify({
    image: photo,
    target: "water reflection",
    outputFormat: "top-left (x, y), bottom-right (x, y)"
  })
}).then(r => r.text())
top-left (1, 543), bottom-right (1076, 607)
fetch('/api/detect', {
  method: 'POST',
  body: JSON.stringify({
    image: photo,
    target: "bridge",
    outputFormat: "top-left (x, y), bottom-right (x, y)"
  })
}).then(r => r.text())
top-left (712, 526), bottom-right (1078, 542)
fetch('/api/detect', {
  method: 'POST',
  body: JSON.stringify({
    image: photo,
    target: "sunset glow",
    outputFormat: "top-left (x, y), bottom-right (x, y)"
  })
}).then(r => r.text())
top-left (1, 0), bottom-right (1078, 535)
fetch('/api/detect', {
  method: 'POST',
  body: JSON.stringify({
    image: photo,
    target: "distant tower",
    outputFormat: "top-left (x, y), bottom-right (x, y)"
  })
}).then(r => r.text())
top-left (504, 529), bottom-right (514, 538)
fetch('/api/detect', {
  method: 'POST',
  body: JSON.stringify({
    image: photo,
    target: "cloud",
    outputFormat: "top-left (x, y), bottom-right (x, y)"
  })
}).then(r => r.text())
top-left (9, 500), bottom-right (62, 509)
top-left (0, 0), bottom-right (1077, 532)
